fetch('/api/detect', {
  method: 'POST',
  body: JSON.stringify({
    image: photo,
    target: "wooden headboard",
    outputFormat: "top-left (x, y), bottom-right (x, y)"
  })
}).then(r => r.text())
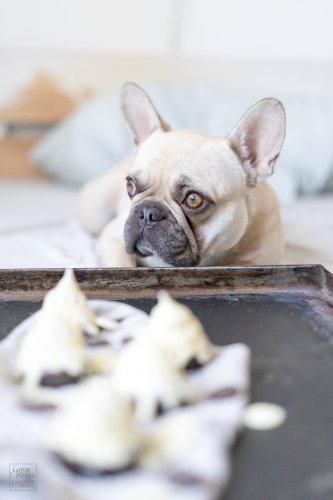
top-left (0, 72), bottom-right (88, 178)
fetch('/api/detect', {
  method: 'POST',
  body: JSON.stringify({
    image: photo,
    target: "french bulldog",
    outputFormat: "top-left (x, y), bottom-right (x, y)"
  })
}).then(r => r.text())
top-left (77, 83), bottom-right (286, 267)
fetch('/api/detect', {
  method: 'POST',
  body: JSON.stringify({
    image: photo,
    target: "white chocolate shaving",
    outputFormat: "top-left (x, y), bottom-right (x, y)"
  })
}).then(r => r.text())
top-left (243, 402), bottom-right (287, 430)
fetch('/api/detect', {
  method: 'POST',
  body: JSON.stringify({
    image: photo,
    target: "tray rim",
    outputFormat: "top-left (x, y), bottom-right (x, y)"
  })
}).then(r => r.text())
top-left (0, 264), bottom-right (332, 302)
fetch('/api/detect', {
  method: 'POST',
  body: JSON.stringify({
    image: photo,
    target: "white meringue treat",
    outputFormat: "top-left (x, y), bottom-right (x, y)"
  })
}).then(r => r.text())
top-left (49, 378), bottom-right (142, 472)
top-left (148, 291), bottom-right (215, 369)
top-left (113, 337), bottom-right (195, 422)
top-left (42, 268), bottom-right (99, 336)
top-left (0, 281), bottom-right (252, 500)
top-left (16, 269), bottom-right (100, 387)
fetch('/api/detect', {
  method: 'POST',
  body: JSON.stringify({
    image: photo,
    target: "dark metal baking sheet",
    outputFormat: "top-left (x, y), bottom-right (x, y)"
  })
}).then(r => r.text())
top-left (0, 265), bottom-right (332, 500)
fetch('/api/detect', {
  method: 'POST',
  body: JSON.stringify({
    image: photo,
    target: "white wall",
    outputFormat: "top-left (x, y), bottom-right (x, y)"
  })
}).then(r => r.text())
top-left (0, 0), bottom-right (172, 53)
top-left (180, 0), bottom-right (333, 62)
top-left (1, 0), bottom-right (332, 62)
top-left (0, 0), bottom-right (332, 98)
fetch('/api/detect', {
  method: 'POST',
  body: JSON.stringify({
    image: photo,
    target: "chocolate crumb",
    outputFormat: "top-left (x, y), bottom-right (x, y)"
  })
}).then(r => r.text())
top-left (85, 337), bottom-right (109, 347)
top-left (209, 387), bottom-right (238, 399)
top-left (54, 454), bottom-right (135, 477)
top-left (185, 353), bottom-right (217, 372)
top-left (155, 399), bottom-right (189, 418)
top-left (185, 357), bottom-right (203, 371)
top-left (169, 471), bottom-right (204, 485)
top-left (114, 316), bottom-right (126, 322)
top-left (84, 328), bottom-right (101, 338)
top-left (155, 401), bottom-right (165, 416)
top-left (40, 372), bottom-right (83, 388)
top-left (22, 402), bottom-right (57, 412)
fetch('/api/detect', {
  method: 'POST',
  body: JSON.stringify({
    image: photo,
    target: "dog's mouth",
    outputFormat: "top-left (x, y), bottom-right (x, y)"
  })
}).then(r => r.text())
top-left (134, 237), bottom-right (191, 260)
top-left (124, 201), bottom-right (199, 267)
top-left (133, 238), bottom-right (153, 258)
top-left (133, 235), bottom-right (198, 266)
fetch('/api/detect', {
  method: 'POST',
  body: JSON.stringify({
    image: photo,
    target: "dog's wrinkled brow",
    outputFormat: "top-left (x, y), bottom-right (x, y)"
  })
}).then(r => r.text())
top-left (176, 175), bottom-right (193, 190)
top-left (126, 174), bottom-right (147, 194)
top-left (173, 175), bottom-right (193, 200)
top-left (174, 175), bottom-right (205, 198)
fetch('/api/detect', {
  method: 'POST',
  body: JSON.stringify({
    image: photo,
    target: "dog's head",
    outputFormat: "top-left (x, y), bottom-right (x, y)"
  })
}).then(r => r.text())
top-left (123, 83), bottom-right (286, 267)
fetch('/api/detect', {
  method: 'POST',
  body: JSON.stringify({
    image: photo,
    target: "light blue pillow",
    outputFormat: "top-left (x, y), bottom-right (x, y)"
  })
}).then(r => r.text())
top-left (31, 91), bottom-right (132, 186)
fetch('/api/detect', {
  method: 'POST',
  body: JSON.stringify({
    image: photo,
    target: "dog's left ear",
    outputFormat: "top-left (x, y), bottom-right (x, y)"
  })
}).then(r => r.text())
top-left (121, 82), bottom-right (171, 146)
top-left (228, 98), bottom-right (286, 185)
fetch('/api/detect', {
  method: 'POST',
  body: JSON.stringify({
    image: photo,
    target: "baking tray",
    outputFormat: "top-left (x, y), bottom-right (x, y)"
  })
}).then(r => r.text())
top-left (0, 264), bottom-right (332, 500)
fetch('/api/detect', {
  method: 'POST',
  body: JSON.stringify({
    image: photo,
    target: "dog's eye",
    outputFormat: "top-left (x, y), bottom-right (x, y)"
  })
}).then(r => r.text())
top-left (126, 178), bottom-right (136, 197)
top-left (184, 192), bottom-right (204, 209)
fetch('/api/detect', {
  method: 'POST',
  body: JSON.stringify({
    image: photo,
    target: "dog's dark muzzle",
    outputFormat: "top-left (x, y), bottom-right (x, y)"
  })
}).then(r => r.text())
top-left (124, 200), bottom-right (199, 266)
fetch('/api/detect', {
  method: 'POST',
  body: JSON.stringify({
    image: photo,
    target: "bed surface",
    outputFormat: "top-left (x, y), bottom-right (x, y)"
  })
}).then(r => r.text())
top-left (0, 179), bottom-right (96, 268)
top-left (0, 179), bottom-right (332, 270)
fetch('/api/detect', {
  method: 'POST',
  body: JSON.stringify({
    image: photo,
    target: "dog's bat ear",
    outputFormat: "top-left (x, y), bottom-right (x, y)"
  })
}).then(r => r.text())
top-left (121, 82), bottom-right (171, 146)
top-left (228, 98), bottom-right (286, 185)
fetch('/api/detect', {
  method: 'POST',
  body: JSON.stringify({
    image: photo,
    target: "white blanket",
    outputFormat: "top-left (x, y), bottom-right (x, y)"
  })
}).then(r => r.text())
top-left (0, 299), bottom-right (250, 500)
top-left (0, 180), bottom-right (96, 268)
top-left (0, 180), bottom-right (332, 271)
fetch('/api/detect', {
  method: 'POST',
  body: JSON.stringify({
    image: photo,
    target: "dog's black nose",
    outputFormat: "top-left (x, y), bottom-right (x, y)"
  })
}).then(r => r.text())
top-left (139, 205), bottom-right (166, 225)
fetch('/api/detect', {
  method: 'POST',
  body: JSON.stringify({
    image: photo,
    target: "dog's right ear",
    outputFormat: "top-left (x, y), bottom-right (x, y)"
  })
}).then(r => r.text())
top-left (121, 82), bottom-right (170, 146)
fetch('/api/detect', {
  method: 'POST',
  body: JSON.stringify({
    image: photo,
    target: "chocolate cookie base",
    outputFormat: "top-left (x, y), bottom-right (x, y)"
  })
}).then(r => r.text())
top-left (209, 386), bottom-right (238, 399)
top-left (185, 356), bottom-right (204, 371)
top-left (155, 399), bottom-right (190, 417)
top-left (169, 471), bottom-right (205, 485)
top-left (40, 372), bottom-right (83, 388)
top-left (55, 453), bottom-right (134, 477)
top-left (22, 401), bottom-right (57, 412)
top-left (85, 337), bottom-right (110, 347)
top-left (185, 353), bottom-right (216, 371)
